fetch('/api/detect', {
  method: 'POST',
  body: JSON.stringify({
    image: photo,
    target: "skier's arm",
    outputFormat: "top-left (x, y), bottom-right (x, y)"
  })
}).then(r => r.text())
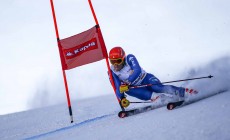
top-left (126, 54), bottom-right (142, 84)
top-left (109, 71), bottom-right (125, 99)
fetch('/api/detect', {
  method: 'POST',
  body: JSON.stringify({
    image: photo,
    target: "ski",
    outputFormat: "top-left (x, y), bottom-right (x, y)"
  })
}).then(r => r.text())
top-left (118, 105), bottom-right (154, 118)
top-left (118, 102), bottom-right (166, 118)
top-left (119, 90), bottom-right (228, 117)
top-left (167, 89), bottom-right (228, 110)
top-left (167, 100), bottom-right (184, 110)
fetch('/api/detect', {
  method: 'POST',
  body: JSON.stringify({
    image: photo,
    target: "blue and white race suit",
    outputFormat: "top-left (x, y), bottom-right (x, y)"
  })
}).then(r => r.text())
top-left (110, 54), bottom-right (185, 100)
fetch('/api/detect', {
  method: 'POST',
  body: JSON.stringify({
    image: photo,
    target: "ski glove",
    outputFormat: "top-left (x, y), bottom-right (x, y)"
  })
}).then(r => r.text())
top-left (121, 98), bottom-right (130, 108)
top-left (119, 84), bottom-right (129, 93)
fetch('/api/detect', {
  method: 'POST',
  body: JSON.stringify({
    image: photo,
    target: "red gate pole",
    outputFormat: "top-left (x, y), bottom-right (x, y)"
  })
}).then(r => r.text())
top-left (88, 0), bottom-right (124, 111)
top-left (50, 0), bottom-right (74, 123)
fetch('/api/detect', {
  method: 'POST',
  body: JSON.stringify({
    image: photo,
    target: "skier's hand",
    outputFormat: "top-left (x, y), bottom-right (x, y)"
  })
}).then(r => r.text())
top-left (121, 98), bottom-right (130, 108)
top-left (119, 84), bottom-right (129, 93)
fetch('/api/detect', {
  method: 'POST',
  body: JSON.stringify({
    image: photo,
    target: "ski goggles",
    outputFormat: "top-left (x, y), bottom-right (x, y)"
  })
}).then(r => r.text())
top-left (109, 58), bottom-right (124, 65)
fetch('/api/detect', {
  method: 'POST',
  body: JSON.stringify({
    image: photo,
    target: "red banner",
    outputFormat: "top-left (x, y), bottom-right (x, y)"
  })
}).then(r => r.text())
top-left (58, 26), bottom-right (107, 70)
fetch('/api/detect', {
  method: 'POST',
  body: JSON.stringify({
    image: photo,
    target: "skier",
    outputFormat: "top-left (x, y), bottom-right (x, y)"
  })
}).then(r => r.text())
top-left (108, 46), bottom-right (198, 108)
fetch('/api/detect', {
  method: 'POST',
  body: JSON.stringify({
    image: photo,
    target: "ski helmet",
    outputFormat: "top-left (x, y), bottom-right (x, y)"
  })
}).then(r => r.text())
top-left (109, 46), bottom-right (126, 65)
top-left (109, 46), bottom-right (125, 59)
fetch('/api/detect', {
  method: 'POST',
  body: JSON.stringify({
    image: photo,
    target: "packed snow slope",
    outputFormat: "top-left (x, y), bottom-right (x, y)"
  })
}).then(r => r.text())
top-left (0, 89), bottom-right (230, 140)
top-left (1, 56), bottom-right (230, 140)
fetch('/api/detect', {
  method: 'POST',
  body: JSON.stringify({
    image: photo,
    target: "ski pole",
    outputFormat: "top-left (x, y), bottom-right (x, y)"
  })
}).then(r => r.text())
top-left (130, 101), bottom-right (153, 103)
top-left (129, 75), bottom-right (213, 89)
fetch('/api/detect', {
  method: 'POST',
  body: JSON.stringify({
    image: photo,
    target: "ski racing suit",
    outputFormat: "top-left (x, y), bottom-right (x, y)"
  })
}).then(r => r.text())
top-left (110, 54), bottom-right (185, 101)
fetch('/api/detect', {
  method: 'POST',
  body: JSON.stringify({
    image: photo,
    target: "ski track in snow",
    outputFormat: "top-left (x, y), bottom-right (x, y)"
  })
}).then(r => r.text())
top-left (24, 114), bottom-right (113, 140)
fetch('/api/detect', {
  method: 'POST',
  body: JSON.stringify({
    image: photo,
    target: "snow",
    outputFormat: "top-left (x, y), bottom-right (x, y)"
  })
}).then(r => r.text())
top-left (0, 90), bottom-right (230, 140)
top-left (1, 56), bottom-right (230, 140)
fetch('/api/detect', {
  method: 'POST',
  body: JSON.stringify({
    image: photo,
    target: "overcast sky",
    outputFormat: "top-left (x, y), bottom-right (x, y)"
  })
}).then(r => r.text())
top-left (0, 0), bottom-right (230, 115)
